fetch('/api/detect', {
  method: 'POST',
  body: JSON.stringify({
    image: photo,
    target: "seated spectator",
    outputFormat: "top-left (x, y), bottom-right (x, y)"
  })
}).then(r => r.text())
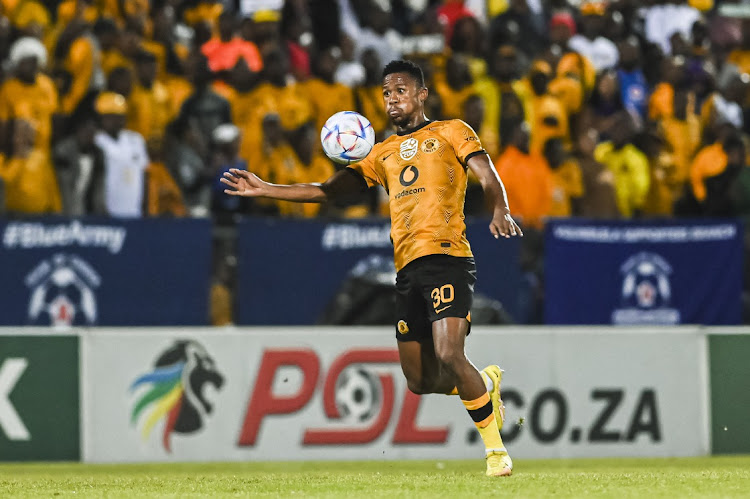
top-left (690, 133), bottom-right (746, 216)
top-left (210, 123), bottom-right (247, 222)
top-left (249, 48), bottom-right (313, 134)
top-left (146, 137), bottom-right (186, 218)
top-left (575, 128), bottom-right (620, 218)
top-left (300, 47), bottom-right (355, 132)
top-left (93, 18), bottom-right (130, 77)
top-left (494, 122), bottom-right (553, 228)
top-left (355, 48), bottom-right (389, 140)
top-left (334, 35), bottom-right (365, 87)
top-left (475, 45), bottom-right (525, 152)
top-left (93, 92), bottom-right (149, 218)
top-left (0, 37), bottom-right (57, 155)
top-left (166, 119), bottom-right (211, 218)
top-left (519, 60), bottom-right (569, 153)
top-left (616, 36), bottom-right (648, 119)
top-left (127, 50), bottom-right (170, 143)
top-left (289, 122), bottom-right (335, 218)
top-left (637, 130), bottom-right (678, 217)
top-left (580, 69), bottom-right (626, 138)
top-left (463, 94), bottom-right (499, 162)
top-left (201, 11), bottom-right (262, 76)
top-left (594, 115), bottom-right (651, 217)
top-left (0, 119), bottom-right (61, 214)
top-left (434, 54), bottom-right (475, 120)
top-left (488, 0), bottom-right (546, 59)
top-left (176, 52), bottom-right (232, 159)
top-left (53, 113), bottom-right (107, 216)
top-left (568, 2), bottom-right (619, 72)
top-left (543, 137), bottom-right (583, 218)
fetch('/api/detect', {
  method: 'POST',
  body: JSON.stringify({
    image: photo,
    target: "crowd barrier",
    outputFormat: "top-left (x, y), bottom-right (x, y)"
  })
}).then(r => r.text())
top-left (0, 219), bottom-right (212, 326)
top-left (1, 217), bottom-right (745, 327)
top-left (545, 219), bottom-right (744, 326)
top-left (1, 326), bottom-right (747, 462)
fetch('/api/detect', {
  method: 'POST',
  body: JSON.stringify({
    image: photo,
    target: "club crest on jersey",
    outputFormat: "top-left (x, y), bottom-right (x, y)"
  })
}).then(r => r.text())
top-left (400, 138), bottom-right (419, 160)
top-left (421, 138), bottom-right (438, 153)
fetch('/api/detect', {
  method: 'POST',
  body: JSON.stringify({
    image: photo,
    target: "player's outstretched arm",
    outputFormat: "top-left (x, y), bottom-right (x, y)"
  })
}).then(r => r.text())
top-left (221, 168), bottom-right (365, 203)
top-left (467, 153), bottom-right (523, 239)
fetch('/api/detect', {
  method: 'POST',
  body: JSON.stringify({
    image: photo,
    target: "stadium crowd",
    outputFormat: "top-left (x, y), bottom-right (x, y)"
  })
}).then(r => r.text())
top-left (1, 0), bottom-right (750, 224)
top-left (1, 0), bottom-right (750, 323)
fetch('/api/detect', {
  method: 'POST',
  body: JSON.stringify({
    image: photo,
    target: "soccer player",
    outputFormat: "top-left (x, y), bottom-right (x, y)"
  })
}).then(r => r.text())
top-left (222, 60), bottom-right (522, 477)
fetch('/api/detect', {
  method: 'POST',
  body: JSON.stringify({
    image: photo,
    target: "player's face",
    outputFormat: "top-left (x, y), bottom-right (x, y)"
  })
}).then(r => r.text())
top-left (382, 72), bottom-right (427, 128)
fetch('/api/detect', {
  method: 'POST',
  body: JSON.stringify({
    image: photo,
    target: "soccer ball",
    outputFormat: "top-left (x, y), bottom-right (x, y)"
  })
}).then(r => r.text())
top-left (334, 366), bottom-right (380, 421)
top-left (320, 111), bottom-right (375, 164)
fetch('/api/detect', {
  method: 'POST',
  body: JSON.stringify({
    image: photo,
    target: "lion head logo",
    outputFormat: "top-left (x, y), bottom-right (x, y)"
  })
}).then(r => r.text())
top-left (130, 340), bottom-right (224, 452)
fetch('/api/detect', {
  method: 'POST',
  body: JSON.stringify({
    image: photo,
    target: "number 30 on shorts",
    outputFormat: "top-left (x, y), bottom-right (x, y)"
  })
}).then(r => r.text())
top-left (431, 284), bottom-right (455, 309)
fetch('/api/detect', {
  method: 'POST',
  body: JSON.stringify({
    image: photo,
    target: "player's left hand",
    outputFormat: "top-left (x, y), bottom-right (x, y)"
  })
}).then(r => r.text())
top-left (490, 211), bottom-right (523, 239)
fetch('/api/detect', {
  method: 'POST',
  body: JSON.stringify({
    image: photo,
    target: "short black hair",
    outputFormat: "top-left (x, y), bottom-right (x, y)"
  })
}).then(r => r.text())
top-left (383, 59), bottom-right (425, 88)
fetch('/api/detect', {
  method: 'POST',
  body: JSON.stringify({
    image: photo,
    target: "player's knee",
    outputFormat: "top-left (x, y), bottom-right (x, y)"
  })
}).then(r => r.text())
top-left (406, 377), bottom-right (429, 395)
top-left (434, 346), bottom-right (466, 371)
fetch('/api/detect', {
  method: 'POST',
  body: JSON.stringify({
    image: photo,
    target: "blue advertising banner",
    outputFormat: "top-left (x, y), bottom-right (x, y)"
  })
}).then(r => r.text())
top-left (236, 218), bottom-right (522, 325)
top-left (0, 218), bottom-right (212, 326)
top-left (545, 219), bottom-right (743, 325)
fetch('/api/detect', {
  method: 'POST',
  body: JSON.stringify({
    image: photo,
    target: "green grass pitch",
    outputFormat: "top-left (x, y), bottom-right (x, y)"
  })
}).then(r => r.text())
top-left (1, 456), bottom-right (749, 498)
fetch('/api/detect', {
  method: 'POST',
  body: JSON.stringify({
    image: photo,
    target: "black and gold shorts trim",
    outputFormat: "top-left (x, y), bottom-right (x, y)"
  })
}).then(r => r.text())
top-left (394, 254), bottom-right (476, 342)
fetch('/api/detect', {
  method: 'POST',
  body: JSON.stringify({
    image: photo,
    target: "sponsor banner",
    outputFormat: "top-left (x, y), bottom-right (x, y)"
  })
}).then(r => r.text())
top-left (545, 220), bottom-right (742, 325)
top-left (0, 219), bottom-right (212, 326)
top-left (707, 330), bottom-right (750, 454)
top-left (82, 327), bottom-right (707, 462)
top-left (0, 334), bottom-right (79, 461)
top-left (236, 218), bottom-right (522, 324)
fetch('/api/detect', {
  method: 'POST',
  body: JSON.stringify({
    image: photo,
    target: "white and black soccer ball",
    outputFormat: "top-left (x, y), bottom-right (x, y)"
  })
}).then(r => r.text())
top-left (334, 366), bottom-right (380, 422)
top-left (320, 111), bottom-right (375, 164)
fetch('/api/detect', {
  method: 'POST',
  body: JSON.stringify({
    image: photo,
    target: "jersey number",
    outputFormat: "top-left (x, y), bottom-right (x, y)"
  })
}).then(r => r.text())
top-left (431, 284), bottom-right (454, 309)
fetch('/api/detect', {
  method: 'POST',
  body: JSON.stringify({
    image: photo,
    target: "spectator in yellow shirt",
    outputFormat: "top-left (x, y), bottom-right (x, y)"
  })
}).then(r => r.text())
top-left (289, 123), bottom-right (335, 218)
top-left (300, 47), bottom-right (355, 133)
top-left (127, 50), bottom-right (170, 142)
top-left (247, 48), bottom-right (313, 133)
top-left (354, 48), bottom-right (389, 140)
top-left (594, 115), bottom-right (650, 217)
top-left (93, 18), bottom-right (131, 77)
top-left (0, 37), bottom-right (58, 155)
top-left (56, 20), bottom-right (103, 116)
top-left (434, 53), bottom-right (476, 120)
top-left (0, 119), bottom-right (61, 214)
top-left (543, 137), bottom-right (583, 218)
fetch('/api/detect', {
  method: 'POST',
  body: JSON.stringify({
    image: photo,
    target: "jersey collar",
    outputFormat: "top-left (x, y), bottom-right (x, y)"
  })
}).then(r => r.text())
top-left (396, 120), bottom-right (433, 136)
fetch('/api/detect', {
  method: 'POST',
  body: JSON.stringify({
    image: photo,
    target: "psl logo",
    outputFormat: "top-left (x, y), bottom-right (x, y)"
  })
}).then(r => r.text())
top-left (130, 340), bottom-right (224, 452)
top-left (400, 138), bottom-right (419, 160)
top-left (612, 252), bottom-right (680, 325)
top-left (26, 253), bottom-right (100, 326)
top-left (238, 348), bottom-right (448, 446)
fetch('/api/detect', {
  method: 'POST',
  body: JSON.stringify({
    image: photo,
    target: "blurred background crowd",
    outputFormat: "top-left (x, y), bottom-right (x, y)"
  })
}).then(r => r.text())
top-left (2, 0), bottom-right (750, 323)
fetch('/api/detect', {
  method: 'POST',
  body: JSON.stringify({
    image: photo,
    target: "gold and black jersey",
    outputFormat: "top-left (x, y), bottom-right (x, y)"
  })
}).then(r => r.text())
top-left (348, 119), bottom-right (485, 271)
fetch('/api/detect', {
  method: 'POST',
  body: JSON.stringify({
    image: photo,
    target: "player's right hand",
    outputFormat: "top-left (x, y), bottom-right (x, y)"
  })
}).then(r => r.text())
top-left (221, 169), bottom-right (266, 197)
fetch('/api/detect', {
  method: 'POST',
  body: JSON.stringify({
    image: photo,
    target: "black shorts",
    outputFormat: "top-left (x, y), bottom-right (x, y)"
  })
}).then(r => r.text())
top-left (394, 255), bottom-right (476, 342)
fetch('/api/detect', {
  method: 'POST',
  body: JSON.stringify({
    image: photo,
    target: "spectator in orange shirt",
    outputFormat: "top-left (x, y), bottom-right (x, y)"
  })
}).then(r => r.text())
top-left (689, 132), bottom-right (746, 216)
top-left (494, 122), bottom-right (553, 228)
top-left (201, 11), bottom-right (262, 79)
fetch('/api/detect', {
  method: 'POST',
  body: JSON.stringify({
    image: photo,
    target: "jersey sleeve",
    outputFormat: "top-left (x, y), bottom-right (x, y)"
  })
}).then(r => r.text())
top-left (346, 146), bottom-right (382, 188)
top-left (449, 120), bottom-right (485, 165)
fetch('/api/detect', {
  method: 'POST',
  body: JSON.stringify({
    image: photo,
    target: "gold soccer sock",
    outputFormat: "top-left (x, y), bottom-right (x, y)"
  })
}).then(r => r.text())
top-left (448, 372), bottom-right (493, 396)
top-left (462, 392), bottom-right (505, 453)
